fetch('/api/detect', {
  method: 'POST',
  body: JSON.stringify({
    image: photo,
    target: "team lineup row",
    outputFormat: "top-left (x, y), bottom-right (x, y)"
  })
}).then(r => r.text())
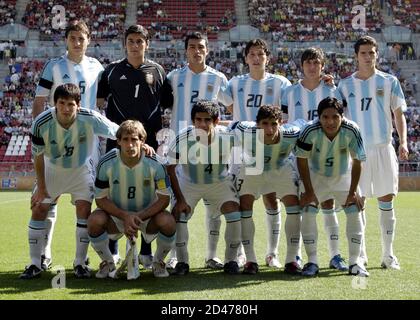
top-left (19, 20), bottom-right (408, 280)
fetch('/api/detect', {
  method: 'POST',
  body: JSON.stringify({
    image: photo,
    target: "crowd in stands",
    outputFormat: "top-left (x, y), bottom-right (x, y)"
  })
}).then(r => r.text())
top-left (248, 0), bottom-right (383, 41)
top-left (22, 0), bottom-right (126, 41)
top-left (0, 57), bottom-right (44, 148)
top-left (389, 0), bottom-right (419, 32)
top-left (0, 0), bottom-right (16, 26)
top-left (137, 0), bottom-right (235, 41)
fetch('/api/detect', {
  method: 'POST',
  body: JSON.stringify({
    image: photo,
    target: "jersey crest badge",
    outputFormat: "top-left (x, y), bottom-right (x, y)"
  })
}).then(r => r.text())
top-left (145, 73), bottom-right (154, 85)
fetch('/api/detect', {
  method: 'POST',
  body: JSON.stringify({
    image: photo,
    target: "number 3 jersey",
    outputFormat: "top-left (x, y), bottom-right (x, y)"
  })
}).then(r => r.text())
top-left (295, 118), bottom-right (366, 177)
top-left (229, 121), bottom-right (300, 172)
top-left (338, 70), bottom-right (406, 147)
top-left (31, 107), bottom-right (119, 168)
top-left (95, 150), bottom-right (171, 211)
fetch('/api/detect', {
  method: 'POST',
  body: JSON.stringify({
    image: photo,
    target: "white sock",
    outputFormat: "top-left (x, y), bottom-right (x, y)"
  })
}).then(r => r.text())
top-left (378, 200), bottom-right (396, 258)
top-left (224, 212), bottom-right (241, 263)
top-left (175, 221), bottom-right (189, 264)
top-left (322, 208), bottom-right (340, 258)
top-left (74, 219), bottom-right (89, 266)
top-left (265, 208), bottom-right (281, 256)
top-left (360, 209), bottom-right (368, 260)
top-left (301, 207), bottom-right (318, 265)
top-left (155, 232), bottom-right (176, 262)
top-left (206, 207), bottom-right (221, 260)
top-left (28, 219), bottom-right (46, 268)
top-left (89, 232), bottom-right (113, 263)
top-left (343, 205), bottom-right (363, 265)
top-left (241, 211), bottom-right (256, 263)
top-left (43, 204), bottom-right (57, 259)
top-left (284, 206), bottom-right (301, 263)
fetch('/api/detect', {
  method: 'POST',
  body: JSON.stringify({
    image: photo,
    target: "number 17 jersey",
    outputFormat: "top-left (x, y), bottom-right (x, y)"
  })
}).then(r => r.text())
top-left (338, 70), bottom-right (406, 147)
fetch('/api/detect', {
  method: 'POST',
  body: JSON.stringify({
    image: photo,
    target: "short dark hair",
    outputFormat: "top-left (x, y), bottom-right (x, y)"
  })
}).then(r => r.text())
top-left (65, 20), bottom-right (90, 39)
top-left (124, 24), bottom-right (149, 43)
top-left (354, 36), bottom-right (378, 54)
top-left (317, 97), bottom-right (344, 117)
top-left (53, 83), bottom-right (81, 104)
top-left (185, 32), bottom-right (208, 50)
top-left (301, 47), bottom-right (325, 66)
top-left (244, 38), bottom-right (270, 58)
top-left (116, 120), bottom-right (147, 142)
top-left (256, 105), bottom-right (282, 123)
top-left (191, 100), bottom-right (219, 122)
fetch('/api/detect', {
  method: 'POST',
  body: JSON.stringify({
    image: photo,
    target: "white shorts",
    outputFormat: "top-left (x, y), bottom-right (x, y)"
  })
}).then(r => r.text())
top-left (176, 177), bottom-right (239, 219)
top-left (237, 162), bottom-right (299, 199)
top-left (35, 161), bottom-right (95, 205)
top-left (302, 170), bottom-right (359, 207)
top-left (109, 216), bottom-right (157, 243)
top-left (359, 144), bottom-right (399, 198)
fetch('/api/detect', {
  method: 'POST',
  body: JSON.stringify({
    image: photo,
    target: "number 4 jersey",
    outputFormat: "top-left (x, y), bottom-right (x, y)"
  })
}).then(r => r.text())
top-left (338, 70), bottom-right (406, 147)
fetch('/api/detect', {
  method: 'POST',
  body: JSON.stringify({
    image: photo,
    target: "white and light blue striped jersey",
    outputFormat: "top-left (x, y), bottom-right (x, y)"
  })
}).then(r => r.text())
top-left (338, 70), bottom-right (407, 147)
top-left (36, 54), bottom-right (104, 110)
top-left (230, 121), bottom-right (300, 171)
top-left (228, 73), bottom-right (291, 121)
top-left (167, 65), bottom-right (232, 133)
top-left (31, 107), bottom-right (118, 168)
top-left (167, 126), bottom-right (234, 184)
top-left (95, 149), bottom-right (170, 211)
top-left (282, 80), bottom-right (341, 122)
top-left (295, 118), bottom-right (366, 177)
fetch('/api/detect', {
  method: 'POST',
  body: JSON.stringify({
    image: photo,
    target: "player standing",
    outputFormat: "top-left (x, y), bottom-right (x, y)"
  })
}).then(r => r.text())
top-left (97, 24), bottom-right (167, 269)
top-left (227, 39), bottom-right (291, 268)
top-left (31, 20), bottom-right (104, 271)
top-left (338, 36), bottom-right (408, 269)
top-left (282, 48), bottom-right (348, 272)
top-left (20, 84), bottom-right (119, 279)
top-left (296, 97), bottom-right (369, 277)
top-left (160, 32), bottom-right (232, 270)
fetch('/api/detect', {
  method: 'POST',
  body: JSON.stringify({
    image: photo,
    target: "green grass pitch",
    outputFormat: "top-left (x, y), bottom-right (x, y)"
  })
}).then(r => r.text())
top-left (0, 191), bottom-right (419, 300)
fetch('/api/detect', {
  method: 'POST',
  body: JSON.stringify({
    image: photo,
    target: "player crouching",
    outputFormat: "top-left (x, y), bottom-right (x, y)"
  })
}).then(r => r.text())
top-left (88, 120), bottom-right (176, 279)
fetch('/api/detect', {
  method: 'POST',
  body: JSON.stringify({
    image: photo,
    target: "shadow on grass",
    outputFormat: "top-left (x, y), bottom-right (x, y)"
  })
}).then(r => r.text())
top-left (0, 265), bottom-right (354, 298)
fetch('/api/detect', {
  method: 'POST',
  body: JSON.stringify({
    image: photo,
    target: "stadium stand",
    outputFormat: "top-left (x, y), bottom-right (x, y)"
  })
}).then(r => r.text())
top-left (137, 0), bottom-right (236, 40)
top-left (22, 0), bottom-right (127, 41)
top-left (390, 0), bottom-right (420, 31)
top-left (0, 0), bottom-right (17, 26)
top-left (248, 0), bottom-right (384, 41)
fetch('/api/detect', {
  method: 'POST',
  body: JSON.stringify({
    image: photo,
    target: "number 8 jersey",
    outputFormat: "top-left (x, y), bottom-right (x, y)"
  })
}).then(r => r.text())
top-left (95, 150), bottom-right (171, 211)
top-left (338, 70), bottom-right (407, 147)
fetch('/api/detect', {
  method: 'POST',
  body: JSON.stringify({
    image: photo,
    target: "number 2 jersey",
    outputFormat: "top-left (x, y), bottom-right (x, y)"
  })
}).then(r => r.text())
top-left (95, 150), bottom-right (171, 211)
top-left (338, 70), bottom-right (407, 147)
top-left (31, 107), bottom-right (119, 168)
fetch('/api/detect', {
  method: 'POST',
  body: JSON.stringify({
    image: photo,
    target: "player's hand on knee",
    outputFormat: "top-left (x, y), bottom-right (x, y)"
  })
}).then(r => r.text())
top-left (300, 191), bottom-right (318, 208)
top-left (171, 201), bottom-right (191, 221)
top-left (345, 192), bottom-right (363, 211)
top-left (31, 188), bottom-right (50, 209)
